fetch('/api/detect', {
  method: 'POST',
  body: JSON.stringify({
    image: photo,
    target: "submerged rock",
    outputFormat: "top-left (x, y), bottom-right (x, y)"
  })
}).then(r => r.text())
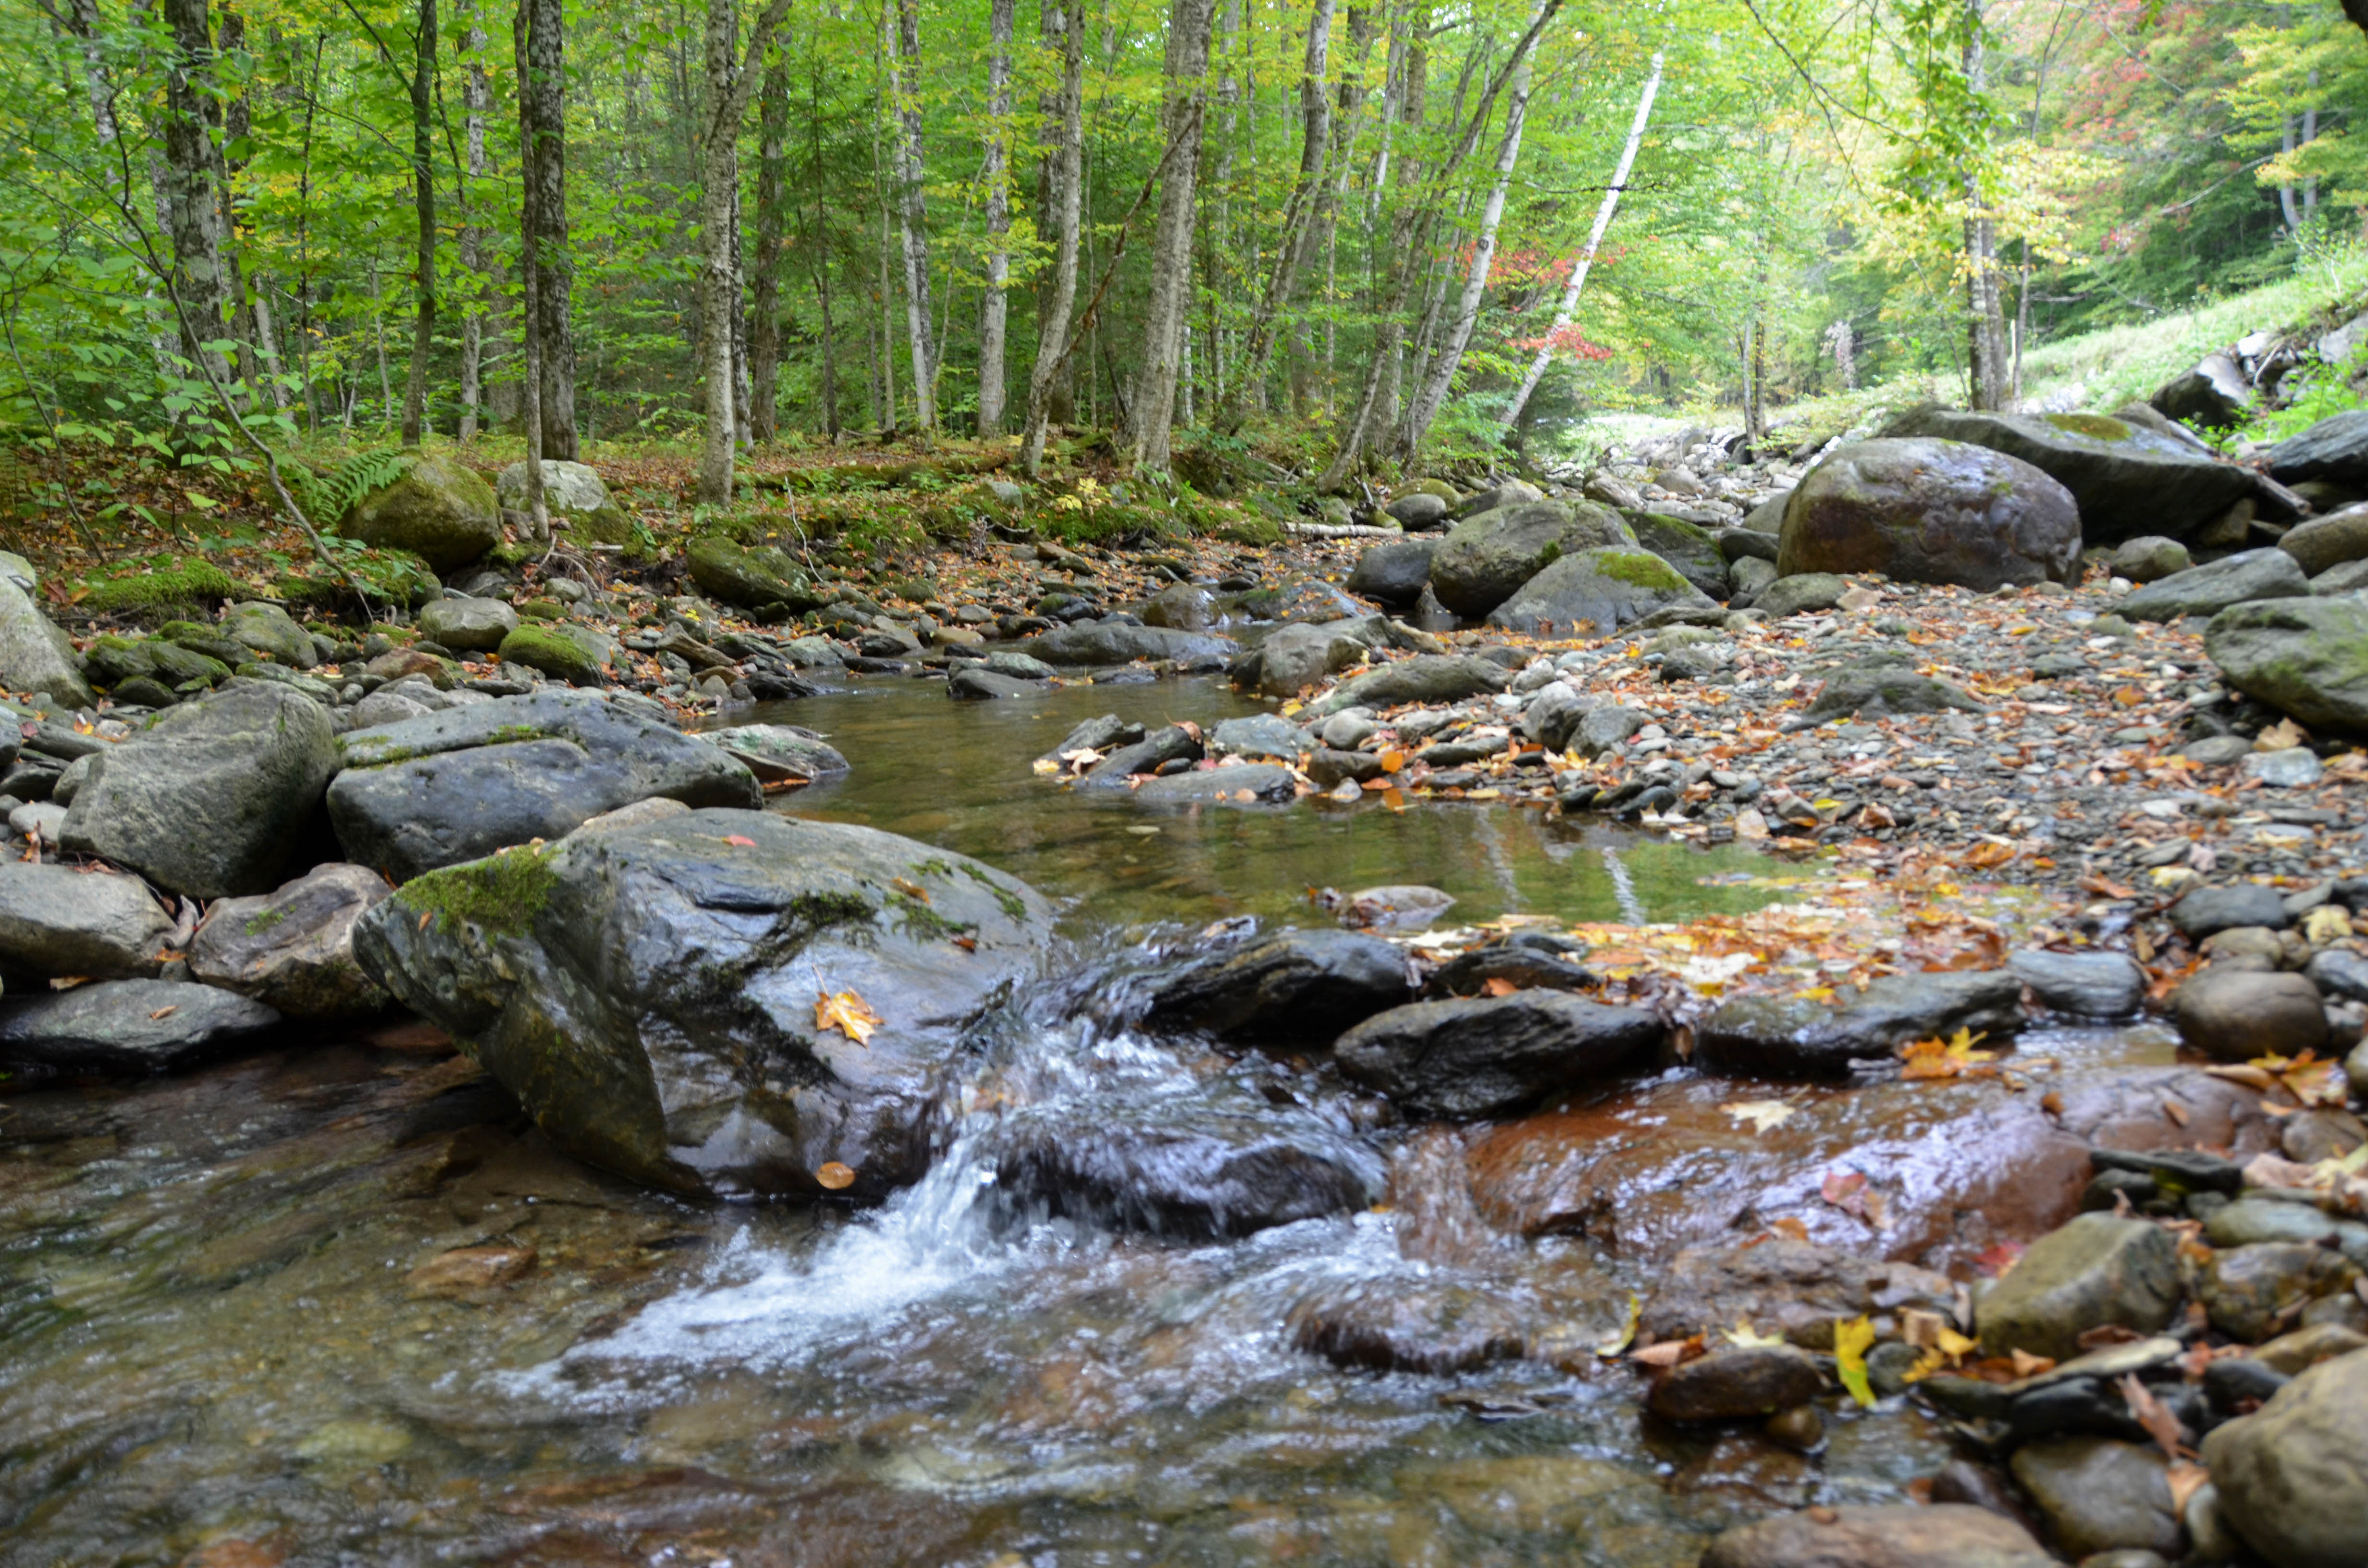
top-left (1698, 1503), bottom-right (2053, 1568)
top-left (353, 809), bottom-right (1055, 1199)
top-left (1647, 1344), bottom-right (1825, 1421)
top-left (0, 978), bottom-right (280, 1073)
top-left (1639, 1239), bottom-right (1956, 1350)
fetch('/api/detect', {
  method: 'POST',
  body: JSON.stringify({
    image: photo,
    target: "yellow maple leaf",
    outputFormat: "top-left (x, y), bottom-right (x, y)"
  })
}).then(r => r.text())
top-left (1724, 1320), bottom-right (1788, 1349)
top-left (1722, 1100), bottom-right (1797, 1133)
top-left (1834, 1315), bottom-right (1878, 1408)
top-left (814, 989), bottom-right (882, 1046)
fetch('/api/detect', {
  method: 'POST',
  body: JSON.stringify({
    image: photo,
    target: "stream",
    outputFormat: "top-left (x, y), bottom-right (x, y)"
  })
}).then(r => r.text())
top-left (0, 677), bottom-right (2189, 1567)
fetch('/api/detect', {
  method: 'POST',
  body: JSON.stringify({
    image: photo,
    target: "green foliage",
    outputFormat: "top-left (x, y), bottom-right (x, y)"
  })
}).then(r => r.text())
top-left (287, 450), bottom-right (414, 527)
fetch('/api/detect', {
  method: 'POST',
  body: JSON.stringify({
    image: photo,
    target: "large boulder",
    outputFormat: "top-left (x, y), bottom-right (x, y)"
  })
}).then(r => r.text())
top-left (222, 601), bottom-right (317, 668)
top-left (1345, 539), bottom-right (1437, 610)
top-left (1879, 405), bottom-right (2295, 543)
top-left (1777, 438), bottom-right (2081, 589)
top-left (352, 809), bottom-right (1055, 1199)
top-left (1333, 991), bottom-right (1664, 1119)
top-left (0, 862), bottom-right (174, 981)
top-left (0, 576), bottom-right (96, 706)
top-left (418, 595), bottom-right (520, 653)
top-left (1428, 501), bottom-right (1633, 618)
top-left (2200, 1347), bottom-right (2368, 1568)
top-left (1484, 547), bottom-right (1715, 636)
top-left (1145, 928), bottom-right (1411, 1042)
top-left (0, 978), bottom-right (280, 1073)
top-left (1698, 1505), bottom-right (2053, 1568)
top-left (1626, 512), bottom-right (1730, 599)
top-left (1975, 1213), bottom-right (2181, 1363)
top-left (188, 863), bottom-right (392, 1019)
top-left (60, 682), bottom-right (338, 899)
top-left (684, 537), bottom-right (825, 617)
top-left (337, 453), bottom-right (501, 571)
top-left (2276, 502), bottom-right (2368, 576)
top-left (495, 459), bottom-right (634, 546)
top-left (2204, 595), bottom-right (2368, 734)
top-left (2120, 548), bottom-right (2309, 622)
top-left (328, 689), bottom-right (761, 882)
top-left (1018, 622), bottom-right (1238, 667)
top-left (2152, 352), bottom-right (2252, 430)
top-left (2265, 409), bottom-right (2368, 489)
top-left (1307, 653), bottom-right (1508, 717)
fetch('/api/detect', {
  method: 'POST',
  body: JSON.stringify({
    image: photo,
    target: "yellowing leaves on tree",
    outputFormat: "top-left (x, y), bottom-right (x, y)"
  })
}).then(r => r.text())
top-left (814, 989), bottom-right (883, 1046)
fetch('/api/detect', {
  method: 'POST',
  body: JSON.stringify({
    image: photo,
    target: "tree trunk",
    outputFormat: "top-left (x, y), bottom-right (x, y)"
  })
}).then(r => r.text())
top-left (807, 48), bottom-right (839, 438)
top-left (401, 0), bottom-right (438, 447)
top-left (62, 0), bottom-right (116, 142)
top-left (748, 39), bottom-right (789, 443)
top-left (512, 0), bottom-right (549, 537)
top-left (522, 0), bottom-right (575, 459)
top-left (1032, 0), bottom-right (1078, 427)
top-left (1502, 47), bottom-right (1660, 429)
top-left (2279, 116), bottom-right (2301, 232)
top-left (1020, 0), bottom-right (1085, 476)
top-left (160, 0), bottom-right (230, 384)
top-left (459, 0), bottom-right (490, 440)
top-left (1960, 0), bottom-right (2005, 413)
top-left (886, 0), bottom-right (936, 430)
top-left (1214, 0), bottom-right (1332, 432)
top-left (695, 0), bottom-right (794, 504)
top-left (1126, 0), bottom-right (1215, 473)
top-left (975, 0), bottom-right (1016, 436)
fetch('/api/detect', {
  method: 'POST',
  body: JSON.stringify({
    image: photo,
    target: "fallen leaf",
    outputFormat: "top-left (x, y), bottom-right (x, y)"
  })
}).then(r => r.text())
top-left (1834, 1315), bottom-right (1878, 1407)
top-left (722, 834), bottom-right (758, 848)
top-left (1629, 1335), bottom-right (1702, 1369)
top-left (815, 1161), bottom-right (857, 1190)
top-left (890, 876), bottom-right (931, 903)
top-left (1770, 1217), bottom-right (1811, 1242)
top-left (1965, 840), bottom-right (2017, 870)
top-left (1725, 1319), bottom-right (1789, 1348)
top-left (2010, 1348), bottom-right (2056, 1379)
top-left (1722, 1100), bottom-right (1797, 1133)
top-left (1594, 1293), bottom-right (1641, 1358)
top-left (2255, 718), bottom-right (2306, 752)
top-left (2121, 1373), bottom-right (2189, 1461)
top-left (148, 1004), bottom-right (177, 1021)
top-left (1973, 1241), bottom-right (2025, 1278)
top-left (814, 990), bottom-right (883, 1045)
top-left (1821, 1169), bottom-right (1869, 1215)
top-left (1481, 976), bottom-right (1520, 997)
top-left (2165, 1460), bottom-right (2211, 1517)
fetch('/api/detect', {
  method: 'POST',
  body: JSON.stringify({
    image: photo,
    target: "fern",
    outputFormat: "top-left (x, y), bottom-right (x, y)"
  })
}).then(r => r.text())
top-left (286, 449), bottom-right (413, 525)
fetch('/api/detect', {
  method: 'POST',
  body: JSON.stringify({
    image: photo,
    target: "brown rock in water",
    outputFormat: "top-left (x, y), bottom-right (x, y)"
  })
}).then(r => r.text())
top-left (2008, 1436), bottom-right (2183, 1560)
top-left (2172, 967), bottom-right (2327, 1062)
top-left (1639, 1238), bottom-right (1956, 1350)
top-left (1647, 1344), bottom-right (1825, 1422)
top-left (1698, 1503), bottom-right (2053, 1568)
top-left (404, 1243), bottom-right (537, 1299)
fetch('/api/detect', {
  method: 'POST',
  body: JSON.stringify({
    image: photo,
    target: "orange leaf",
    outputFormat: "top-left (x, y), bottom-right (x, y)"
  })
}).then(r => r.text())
top-left (1482, 977), bottom-right (1520, 997)
top-left (814, 989), bottom-right (883, 1045)
top-left (815, 1161), bottom-right (857, 1190)
top-left (1965, 840), bottom-right (2017, 870)
top-left (1378, 747), bottom-right (1406, 773)
top-left (722, 834), bottom-right (758, 848)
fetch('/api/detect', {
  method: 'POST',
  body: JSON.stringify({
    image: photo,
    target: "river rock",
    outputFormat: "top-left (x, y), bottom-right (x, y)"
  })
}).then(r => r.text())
top-left (1020, 622), bottom-right (1238, 667)
top-left (1639, 1238), bottom-right (1956, 1349)
top-left (1799, 662), bottom-right (1984, 724)
top-left (1332, 991), bottom-right (1664, 1119)
top-left (2265, 409), bottom-right (2368, 488)
top-left (2154, 352), bottom-right (2252, 430)
top-left (1878, 406), bottom-right (2292, 544)
top-left (327, 689), bottom-right (761, 882)
top-left (2172, 968), bottom-right (2325, 1062)
top-left (2009, 949), bottom-right (2147, 1017)
top-left (0, 978), bottom-right (280, 1073)
top-left (1145, 927), bottom-right (1410, 1042)
top-left (1233, 621), bottom-right (1367, 698)
top-left (1307, 653), bottom-right (1509, 717)
top-left (1076, 724), bottom-right (1202, 786)
top-left (1521, 683), bottom-right (1592, 752)
top-left (1429, 501), bottom-right (1634, 618)
top-left (60, 682), bottom-right (336, 900)
top-left (2200, 1347), bottom-right (2368, 1568)
top-left (1628, 513), bottom-right (1731, 599)
top-left (186, 863), bottom-right (392, 1019)
top-left (685, 537), bottom-right (824, 616)
top-left (1777, 438), bottom-right (2081, 589)
top-left (495, 458), bottom-right (632, 545)
top-left (0, 576), bottom-right (97, 707)
top-left (2121, 550), bottom-right (2309, 622)
top-left (2200, 1242), bottom-right (2362, 1342)
top-left (1209, 714), bottom-right (1310, 760)
top-left (1346, 539), bottom-right (1437, 609)
top-left (2008, 1437), bottom-right (2182, 1560)
top-left (2112, 536), bottom-right (2193, 582)
top-left (222, 601), bottom-right (316, 668)
top-left (1695, 969), bottom-right (2025, 1078)
top-left (2206, 594), bottom-right (2368, 735)
top-left (1138, 582), bottom-right (1220, 630)
top-left (338, 453), bottom-right (500, 570)
top-left (701, 723), bottom-right (850, 780)
top-left (1698, 1504), bottom-right (2053, 1568)
top-left (2171, 882), bottom-right (2291, 938)
top-left (1975, 1213), bottom-right (2180, 1362)
top-left (947, 667), bottom-right (1045, 700)
top-left (1648, 1344), bottom-right (1826, 1422)
top-left (417, 595), bottom-right (520, 653)
top-left (1484, 546), bottom-right (1715, 636)
top-left (1130, 762), bottom-right (1298, 804)
top-left (1287, 1277), bottom-right (1528, 1374)
top-left (2276, 503), bottom-right (2368, 576)
top-left (0, 862), bottom-right (173, 981)
top-left (354, 809), bottom-right (1054, 1199)
top-left (1756, 572), bottom-right (1850, 620)
top-left (1384, 492), bottom-right (1451, 529)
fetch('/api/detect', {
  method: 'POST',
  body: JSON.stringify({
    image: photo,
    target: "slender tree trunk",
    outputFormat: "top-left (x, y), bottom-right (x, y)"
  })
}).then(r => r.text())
top-left (1032, 0), bottom-right (1079, 426)
top-left (1960, 0), bottom-right (2006, 412)
top-left (1502, 47), bottom-right (1660, 428)
top-left (886, 0), bottom-right (936, 429)
top-left (1126, 0), bottom-right (1215, 472)
top-left (808, 48), bottom-right (839, 438)
top-left (1020, 0), bottom-right (1085, 476)
top-left (401, 0), bottom-right (439, 446)
top-left (696, 0), bottom-right (795, 504)
top-left (160, 0), bottom-right (230, 383)
top-left (748, 39), bottom-right (789, 443)
top-left (214, 4), bottom-right (262, 406)
top-left (63, 0), bottom-right (117, 142)
top-left (2304, 78), bottom-right (2320, 220)
top-left (512, 0), bottom-right (549, 537)
top-left (459, 0), bottom-right (489, 440)
top-left (1215, 0), bottom-right (1332, 431)
top-left (522, 0), bottom-right (575, 458)
top-left (975, 0), bottom-right (1015, 436)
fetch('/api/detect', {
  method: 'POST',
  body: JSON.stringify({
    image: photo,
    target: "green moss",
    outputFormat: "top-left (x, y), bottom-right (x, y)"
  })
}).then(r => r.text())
top-left (1594, 550), bottom-right (1688, 590)
top-left (887, 891), bottom-right (972, 941)
top-left (273, 547), bottom-right (439, 614)
top-left (2043, 412), bottom-right (2133, 442)
top-left (911, 858), bottom-right (954, 878)
top-left (395, 843), bottom-right (562, 939)
top-left (79, 556), bottom-right (240, 619)
top-left (961, 862), bottom-right (1030, 921)
top-left (243, 904), bottom-right (290, 937)
top-left (496, 623), bottom-right (602, 684)
top-left (788, 890), bottom-right (876, 931)
top-left (1214, 515), bottom-right (1284, 548)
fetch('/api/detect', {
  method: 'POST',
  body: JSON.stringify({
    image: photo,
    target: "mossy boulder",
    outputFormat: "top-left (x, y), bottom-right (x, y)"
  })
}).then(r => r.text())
top-left (1430, 501), bottom-right (1635, 618)
top-left (1779, 437), bottom-right (2082, 590)
top-left (496, 622), bottom-right (604, 685)
top-left (0, 576), bottom-right (97, 705)
top-left (350, 808), bottom-right (1056, 1199)
top-left (1626, 511), bottom-right (1732, 599)
top-left (685, 535), bottom-right (826, 617)
top-left (82, 634), bottom-right (230, 693)
top-left (2205, 595), bottom-right (2368, 735)
top-left (1486, 546), bottom-right (1714, 636)
top-left (495, 459), bottom-right (635, 547)
top-left (337, 453), bottom-right (501, 571)
top-left (273, 547), bottom-right (440, 614)
top-left (78, 555), bottom-right (240, 620)
top-left (153, 619), bottom-right (253, 668)
top-left (223, 601), bottom-right (318, 668)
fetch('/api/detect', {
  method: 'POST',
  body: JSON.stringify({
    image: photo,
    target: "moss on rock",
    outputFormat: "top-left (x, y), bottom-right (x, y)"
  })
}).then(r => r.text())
top-left (79, 557), bottom-right (240, 620)
top-left (394, 842), bottom-right (562, 940)
top-left (1594, 550), bottom-right (1689, 590)
top-left (496, 623), bottom-right (604, 684)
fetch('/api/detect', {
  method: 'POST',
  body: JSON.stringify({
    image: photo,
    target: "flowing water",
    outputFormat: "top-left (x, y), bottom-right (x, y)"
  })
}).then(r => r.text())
top-left (0, 678), bottom-right (2190, 1567)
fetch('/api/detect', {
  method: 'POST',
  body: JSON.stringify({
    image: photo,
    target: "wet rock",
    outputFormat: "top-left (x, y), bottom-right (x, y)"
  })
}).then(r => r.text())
top-left (405, 1242), bottom-right (538, 1300)
top-left (1333, 991), bottom-right (1664, 1118)
top-left (1649, 1344), bottom-right (1825, 1421)
top-left (1145, 927), bottom-right (1410, 1041)
top-left (2199, 1242), bottom-right (2362, 1342)
top-left (2008, 1437), bottom-right (2182, 1560)
top-left (61, 682), bottom-right (338, 900)
top-left (187, 863), bottom-right (392, 1019)
top-left (417, 596), bottom-right (520, 653)
top-left (2254, 1323), bottom-right (2368, 1374)
top-left (1076, 724), bottom-right (1202, 786)
top-left (1246, 577), bottom-right (1367, 625)
top-left (1696, 969), bottom-right (2025, 1078)
top-left (991, 1102), bottom-right (1380, 1239)
top-left (1425, 940), bottom-right (1595, 998)
top-left (354, 809), bottom-right (1054, 1199)
top-left (1483, 546), bottom-right (1716, 637)
top-left (1344, 539), bottom-right (1437, 610)
top-left (1975, 1214), bottom-right (2180, 1362)
top-left (1307, 653), bottom-right (1509, 717)
top-left (329, 690), bottom-right (761, 882)
top-left (700, 723), bottom-right (850, 781)
top-left (2171, 882), bottom-right (2291, 939)
top-left (2199, 1347), bottom-right (2368, 1568)
top-left (338, 452), bottom-right (501, 569)
top-left (1878, 406), bottom-right (2291, 545)
top-left (2009, 950), bottom-right (2147, 1017)
top-left (1429, 501), bottom-right (1633, 618)
top-left (947, 667), bottom-right (1045, 700)
top-left (2204, 1354), bottom-right (2292, 1422)
top-left (2204, 594), bottom-right (2368, 735)
top-left (1287, 1277), bottom-right (1527, 1373)
top-left (2276, 502), bottom-right (2368, 576)
top-left (1639, 1239), bottom-right (1957, 1349)
top-left (1232, 621), bottom-right (1369, 698)
top-left (2171, 968), bottom-right (2325, 1062)
top-left (1756, 572), bottom-right (1849, 618)
top-left (1130, 762), bottom-right (1298, 805)
top-left (0, 978), bottom-right (280, 1072)
top-left (1019, 622), bottom-right (1238, 667)
top-left (1306, 747), bottom-right (1384, 788)
top-left (1138, 582), bottom-right (1220, 630)
top-left (685, 536), bottom-right (825, 615)
top-left (0, 862), bottom-right (173, 981)
top-left (2121, 549), bottom-right (2309, 623)
top-left (1698, 1503), bottom-right (2053, 1568)
top-left (1040, 713), bottom-right (1143, 764)
top-left (1778, 438), bottom-right (2081, 589)
top-left (1209, 713), bottom-right (1311, 760)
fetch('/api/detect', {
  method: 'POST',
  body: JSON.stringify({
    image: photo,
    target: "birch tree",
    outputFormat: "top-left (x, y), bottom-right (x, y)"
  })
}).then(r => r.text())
top-left (1214, 0), bottom-right (1332, 433)
top-left (975, 0), bottom-right (1015, 435)
top-left (1020, 0), bottom-right (1084, 476)
top-left (696, 0), bottom-right (796, 504)
top-left (885, 0), bottom-right (936, 430)
top-left (1127, 0), bottom-right (1215, 472)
